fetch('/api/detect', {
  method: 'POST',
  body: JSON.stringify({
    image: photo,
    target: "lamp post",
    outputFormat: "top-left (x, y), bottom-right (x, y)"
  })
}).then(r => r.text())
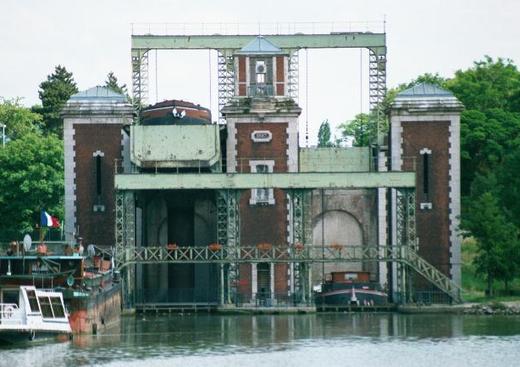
top-left (0, 123), bottom-right (5, 147)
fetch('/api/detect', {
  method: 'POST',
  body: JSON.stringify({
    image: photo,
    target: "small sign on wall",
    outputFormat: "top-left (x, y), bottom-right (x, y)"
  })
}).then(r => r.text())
top-left (251, 130), bottom-right (272, 143)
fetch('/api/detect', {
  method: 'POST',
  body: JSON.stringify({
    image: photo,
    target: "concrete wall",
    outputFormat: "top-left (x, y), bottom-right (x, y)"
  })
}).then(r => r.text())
top-left (310, 189), bottom-right (378, 287)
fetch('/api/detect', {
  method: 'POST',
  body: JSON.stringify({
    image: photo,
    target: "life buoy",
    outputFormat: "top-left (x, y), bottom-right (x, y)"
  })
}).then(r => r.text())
top-left (4, 305), bottom-right (14, 319)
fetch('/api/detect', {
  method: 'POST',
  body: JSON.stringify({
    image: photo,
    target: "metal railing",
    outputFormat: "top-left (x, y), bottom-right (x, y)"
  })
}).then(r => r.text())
top-left (0, 241), bottom-right (73, 257)
top-left (130, 21), bottom-right (386, 36)
top-left (248, 84), bottom-right (274, 97)
top-left (117, 244), bottom-right (462, 303)
top-left (115, 156), bottom-right (417, 175)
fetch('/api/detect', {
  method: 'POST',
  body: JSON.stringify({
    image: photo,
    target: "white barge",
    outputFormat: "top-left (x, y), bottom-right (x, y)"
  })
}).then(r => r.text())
top-left (0, 286), bottom-right (71, 342)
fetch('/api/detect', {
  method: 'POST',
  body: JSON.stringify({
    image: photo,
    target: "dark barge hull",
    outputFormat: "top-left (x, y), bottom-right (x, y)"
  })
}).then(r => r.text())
top-left (316, 287), bottom-right (388, 306)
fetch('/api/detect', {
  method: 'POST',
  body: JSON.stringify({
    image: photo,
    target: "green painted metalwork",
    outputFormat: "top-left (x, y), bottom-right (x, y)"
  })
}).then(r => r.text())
top-left (215, 189), bottom-right (241, 304)
top-left (131, 49), bottom-right (149, 114)
top-left (299, 147), bottom-right (371, 172)
top-left (131, 33), bottom-right (386, 51)
top-left (395, 189), bottom-right (419, 303)
top-left (288, 189), bottom-right (311, 302)
top-left (130, 125), bottom-right (221, 169)
top-left (115, 191), bottom-right (125, 253)
top-left (115, 172), bottom-right (415, 190)
top-left (130, 32), bottom-right (386, 127)
top-left (115, 244), bottom-right (461, 303)
top-left (217, 50), bottom-right (235, 124)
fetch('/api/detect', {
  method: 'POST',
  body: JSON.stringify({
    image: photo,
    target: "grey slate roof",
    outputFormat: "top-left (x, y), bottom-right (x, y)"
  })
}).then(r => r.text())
top-left (61, 86), bottom-right (133, 117)
top-left (236, 36), bottom-right (284, 55)
top-left (391, 83), bottom-right (463, 112)
top-left (70, 86), bottom-right (127, 102)
top-left (397, 83), bottom-right (453, 98)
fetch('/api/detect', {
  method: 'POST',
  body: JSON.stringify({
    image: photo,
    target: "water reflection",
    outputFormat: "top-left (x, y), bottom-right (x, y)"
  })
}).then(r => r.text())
top-left (1, 313), bottom-right (520, 367)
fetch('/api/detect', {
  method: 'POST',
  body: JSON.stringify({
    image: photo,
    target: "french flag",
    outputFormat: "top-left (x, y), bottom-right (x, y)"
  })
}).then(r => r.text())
top-left (41, 210), bottom-right (60, 228)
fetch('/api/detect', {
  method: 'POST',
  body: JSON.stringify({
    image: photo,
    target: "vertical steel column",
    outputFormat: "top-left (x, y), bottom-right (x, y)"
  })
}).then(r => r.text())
top-left (290, 189), bottom-right (307, 303)
top-left (217, 49), bottom-right (235, 124)
top-left (368, 46), bottom-right (387, 142)
top-left (226, 189), bottom-right (240, 304)
top-left (131, 49), bottom-right (149, 117)
top-left (123, 191), bottom-right (136, 308)
top-left (216, 190), bottom-right (228, 305)
top-left (395, 188), bottom-right (417, 303)
top-left (115, 190), bottom-right (137, 308)
top-left (115, 191), bottom-right (125, 263)
top-left (287, 49), bottom-right (299, 101)
top-left (216, 189), bottom-right (241, 304)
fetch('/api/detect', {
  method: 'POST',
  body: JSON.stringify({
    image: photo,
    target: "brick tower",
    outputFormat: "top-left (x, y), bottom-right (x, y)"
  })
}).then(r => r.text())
top-left (61, 87), bottom-right (133, 248)
top-left (389, 83), bottom-right (463, 296)
top-left (222, 36), bottom-right (301, 303)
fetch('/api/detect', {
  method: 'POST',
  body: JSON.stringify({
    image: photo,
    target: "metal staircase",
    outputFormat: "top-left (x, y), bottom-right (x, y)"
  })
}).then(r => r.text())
top-left (401, 247), bottom-right (462, 303)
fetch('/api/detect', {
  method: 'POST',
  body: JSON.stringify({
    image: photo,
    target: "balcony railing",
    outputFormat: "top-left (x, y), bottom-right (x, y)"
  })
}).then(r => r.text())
top-left (248, 84), bottom-right (274, 97)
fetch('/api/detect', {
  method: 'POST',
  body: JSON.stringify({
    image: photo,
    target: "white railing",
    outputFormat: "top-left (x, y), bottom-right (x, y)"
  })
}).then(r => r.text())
top-left (131, 21), bottom-right (385, 36)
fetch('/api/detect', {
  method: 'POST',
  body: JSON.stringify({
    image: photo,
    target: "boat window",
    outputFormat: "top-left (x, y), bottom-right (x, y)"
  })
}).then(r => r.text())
top-left (2, 290), bottom-right (19, 306)
top-left (50, 297), bottom-right (65, 318)
top-left (38, 296), bottom-right (54, 318)
top-left (26, 290), bottom-right (40, 313)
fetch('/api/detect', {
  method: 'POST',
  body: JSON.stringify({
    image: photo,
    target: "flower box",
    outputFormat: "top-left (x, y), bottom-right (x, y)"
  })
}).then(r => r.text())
top-left (256, 242), bottom-right (272, 251)
top-left (208, 243), bottom-right (222, 251)
top-left (294, 242), bottom-right (304, 251)
top-left (329, 242), bottom-right (343, 251)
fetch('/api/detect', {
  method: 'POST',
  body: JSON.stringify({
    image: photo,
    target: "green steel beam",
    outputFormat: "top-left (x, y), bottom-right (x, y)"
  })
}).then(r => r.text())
top-left (115, 172), bottom-right (415, 190)
top-left (131, 33), bottom-right (386, 51)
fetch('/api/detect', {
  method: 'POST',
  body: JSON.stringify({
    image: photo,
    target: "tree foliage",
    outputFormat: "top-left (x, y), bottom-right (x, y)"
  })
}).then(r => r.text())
top-left (452, 58), bottom-right (520, 293)
top-left (462, 175), bottom-right (520, 295)
top-left (35, 65), bottom-right (78, 136)
top-left (447, 56), bottom-right (520, 112)
top-left (0, 98), bottom-right (42, 141)
top-left (317, 120), bottom-right (333, 147)
top-left (338, 113), bottom-right (373, 147)
top-left (104, 71), bottom-right (128, 96)
top-left (0, 132), bottom-right (64, 240)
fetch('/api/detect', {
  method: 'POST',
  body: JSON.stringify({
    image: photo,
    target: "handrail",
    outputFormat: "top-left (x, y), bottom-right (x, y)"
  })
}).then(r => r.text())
top-left (114, 244), bottom-right (462, 303)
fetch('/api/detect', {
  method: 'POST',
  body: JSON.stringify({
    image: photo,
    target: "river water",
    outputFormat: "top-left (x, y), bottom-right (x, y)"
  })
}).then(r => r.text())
top-left (1, 313), bottom-right (520, 367)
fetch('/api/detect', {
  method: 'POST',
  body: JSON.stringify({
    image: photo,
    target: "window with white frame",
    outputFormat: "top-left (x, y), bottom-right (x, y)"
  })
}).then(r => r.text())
top-left (250, 160), bottom-right (275, 205)
top-left (419, 148), bottom-right (432, 210)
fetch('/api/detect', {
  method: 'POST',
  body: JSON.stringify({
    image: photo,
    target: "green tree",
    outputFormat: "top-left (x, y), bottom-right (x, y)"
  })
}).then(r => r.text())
top-left (0, 98), bottom-right (42, 141)
top-left (0, 132), bottom-right (64, 240)
top-left (338, 113), bottom-right (374, 147)
top-left (462, 182), bottom-right (519, 296)
top-left (317, 120), bottom-right (333, 147)
top-left (447, 56), bottom-right (520, 112)
top-left (104, 71), bottom-right (128, 96)
top-left (35, 65), bottom-right (78, 136)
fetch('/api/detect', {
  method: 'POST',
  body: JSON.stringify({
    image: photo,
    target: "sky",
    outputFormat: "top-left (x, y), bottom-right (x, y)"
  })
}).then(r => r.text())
top-left (1, 0), bottom-right (519, 145)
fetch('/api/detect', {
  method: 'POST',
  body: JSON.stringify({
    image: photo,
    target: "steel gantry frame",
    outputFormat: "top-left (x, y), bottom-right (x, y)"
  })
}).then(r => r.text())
top-left (130, 31), bottom-right (386, 123)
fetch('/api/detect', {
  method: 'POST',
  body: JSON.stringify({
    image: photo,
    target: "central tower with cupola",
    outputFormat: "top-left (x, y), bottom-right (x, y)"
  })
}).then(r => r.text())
top-left (222, 36), bottom-right (301, 303)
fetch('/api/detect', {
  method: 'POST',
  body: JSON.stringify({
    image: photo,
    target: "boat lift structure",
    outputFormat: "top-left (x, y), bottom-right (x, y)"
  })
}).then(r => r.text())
top-left (110, 23), bottom-right (462, 309)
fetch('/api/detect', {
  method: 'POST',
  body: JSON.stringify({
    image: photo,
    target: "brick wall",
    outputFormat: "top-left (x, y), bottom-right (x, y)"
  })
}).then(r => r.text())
top-left (235, 121), bottom-right (290, 296)
top-left (402, 121), bottom-right (450, 276)
top-left (74, 124), bottom-right (122, 248)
